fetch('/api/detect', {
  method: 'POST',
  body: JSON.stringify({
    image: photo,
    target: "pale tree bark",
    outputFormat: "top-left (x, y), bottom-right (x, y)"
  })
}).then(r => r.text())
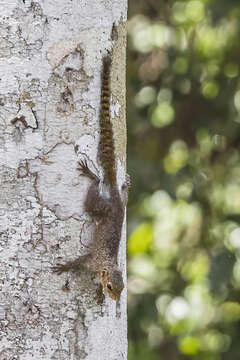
top-left (0, 1), bottom-right (127, 359)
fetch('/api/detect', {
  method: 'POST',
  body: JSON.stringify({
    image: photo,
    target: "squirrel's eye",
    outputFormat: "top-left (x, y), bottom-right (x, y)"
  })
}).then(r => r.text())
top-left (107, 283), bottom-right (112, 291)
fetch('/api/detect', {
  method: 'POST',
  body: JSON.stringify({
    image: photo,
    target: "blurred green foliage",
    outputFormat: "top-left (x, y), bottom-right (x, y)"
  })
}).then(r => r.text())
top-left (127, 0), bottom-right (240, 359)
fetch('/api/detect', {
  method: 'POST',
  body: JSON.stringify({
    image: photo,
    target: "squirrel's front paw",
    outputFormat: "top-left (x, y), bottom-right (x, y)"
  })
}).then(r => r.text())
top-left (52, 263), bottom-right (67, 275)
top-left (77, 159), bottom-right (88, 173)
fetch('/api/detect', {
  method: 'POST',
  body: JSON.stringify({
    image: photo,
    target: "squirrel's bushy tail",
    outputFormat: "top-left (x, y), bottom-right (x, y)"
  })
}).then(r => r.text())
top-left (99, 56), bottom-right (116, 185)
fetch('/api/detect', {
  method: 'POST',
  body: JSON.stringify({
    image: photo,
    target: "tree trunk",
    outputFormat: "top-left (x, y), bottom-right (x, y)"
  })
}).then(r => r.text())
top-left (0, 1), bottom-right (127, 359)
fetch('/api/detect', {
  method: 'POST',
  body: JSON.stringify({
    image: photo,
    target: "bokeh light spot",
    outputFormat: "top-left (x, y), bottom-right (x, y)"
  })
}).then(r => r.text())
top-left (201, 81), bottom-right (219, 99)
top-left (186, 1), bottom-right (205, 23)
top-left (128, 223), bottom-right (153, 254)
top-left (179, 336), bottom-right (200, 355)
top-left (135, 86), bottom-right (156, 108)
top-left (151, 102), bottom-right (175, 128)
top-left (224, 63), bottom-right (239, 78)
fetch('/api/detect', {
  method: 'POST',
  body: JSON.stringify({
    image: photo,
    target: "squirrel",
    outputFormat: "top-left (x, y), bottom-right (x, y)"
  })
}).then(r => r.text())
top-left (53, 56), bottom-right (129, 302)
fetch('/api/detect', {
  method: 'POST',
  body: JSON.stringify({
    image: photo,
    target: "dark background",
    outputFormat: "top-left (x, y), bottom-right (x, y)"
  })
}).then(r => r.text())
top-left (127, 0), bottom-right (240, 359)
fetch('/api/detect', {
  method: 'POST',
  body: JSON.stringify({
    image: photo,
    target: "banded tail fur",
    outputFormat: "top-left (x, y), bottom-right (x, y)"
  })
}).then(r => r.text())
top-left (99, 56), bottom-right (116, 185)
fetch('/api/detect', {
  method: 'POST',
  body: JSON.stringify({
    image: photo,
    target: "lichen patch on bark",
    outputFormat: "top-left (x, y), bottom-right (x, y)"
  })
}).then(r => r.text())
top-left (29, 143), bottom-right (89, 220)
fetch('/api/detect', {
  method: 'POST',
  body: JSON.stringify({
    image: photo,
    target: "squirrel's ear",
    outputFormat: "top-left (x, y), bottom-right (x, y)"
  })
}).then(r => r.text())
top-left (101, 270), bottom-right (108, 278)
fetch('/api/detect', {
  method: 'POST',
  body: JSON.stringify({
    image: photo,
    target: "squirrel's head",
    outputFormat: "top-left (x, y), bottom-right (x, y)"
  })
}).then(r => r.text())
top-left (100, 269), bottom-right (124, 301)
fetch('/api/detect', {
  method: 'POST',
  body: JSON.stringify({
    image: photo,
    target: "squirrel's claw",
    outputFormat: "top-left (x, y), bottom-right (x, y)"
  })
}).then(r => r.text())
top-left (52, 264), bottom-right (66, 275)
